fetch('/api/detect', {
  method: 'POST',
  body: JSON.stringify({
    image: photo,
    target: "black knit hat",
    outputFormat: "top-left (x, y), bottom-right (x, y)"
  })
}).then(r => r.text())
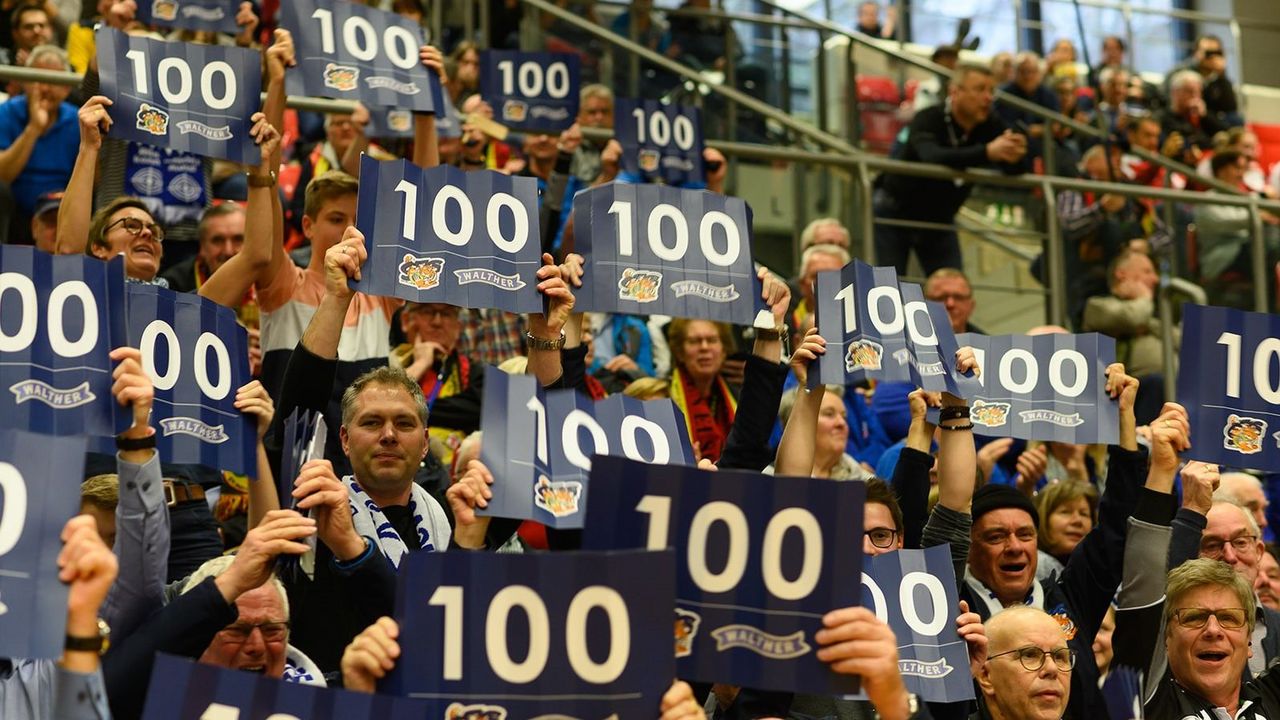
top-left (971, 484), bottom-right (1039, 526)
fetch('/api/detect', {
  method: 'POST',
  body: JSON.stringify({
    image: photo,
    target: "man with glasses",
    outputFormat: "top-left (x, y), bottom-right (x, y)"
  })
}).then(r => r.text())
top-left (925, 268), bottom-right (984, 335)
top-left (1142, 558), bottom-right (1280, 717)
top-left (1196, 499), bottom-right (1280, 676)
top-left (975, 605), bottom-right (1073, 720)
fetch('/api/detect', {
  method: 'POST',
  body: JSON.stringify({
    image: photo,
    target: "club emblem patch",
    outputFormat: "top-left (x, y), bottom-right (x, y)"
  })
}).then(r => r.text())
top-left (533, 476), bottom-right (581, 518)
top-left (502, 100), bottom-right (528, 123)
top-left (618, 268), bottom-right (661, 303)
top-left (445, 704), bottom-right (507, 720)
top-left (323, 63), bottom-right (359, 92)
top-left (844, 339), bottom-right (884, 371)
top-left (674, 608), bottom-right (701, 658)
top-left (136, 103), bottom-right (169, 136)
top-left (639, 149), bottom-right (660, 173)
top-left (151, 0), bottom-right (178, 20)
top-left (398, 254), bottom-right (445, 291)
top-left (970, 400), bottom-right (1011, 428)
top-left (1224, 414), bottom-right (1267, 455)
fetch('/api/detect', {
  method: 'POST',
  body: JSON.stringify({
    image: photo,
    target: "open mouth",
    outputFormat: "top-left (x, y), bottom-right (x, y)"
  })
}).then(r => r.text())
top-left (999, 562), bottom-right (1027, 575)
top-left (1196, 650), bottom-right (1230, 664)
top-left (239, 665), bottom-right (267, 674)
top-left (130, 243), bottom-right (157, 259)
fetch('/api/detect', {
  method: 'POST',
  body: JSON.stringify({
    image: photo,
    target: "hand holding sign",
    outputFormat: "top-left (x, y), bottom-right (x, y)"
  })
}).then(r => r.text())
top-left (78, 95), bottom-right (113, 151)
top-left (789, 327), bottom-right (828, 388)
top-left (817, 607), bottom-right (910, 711)
top-left (58, 515), bottom-right (118, 645)
top-left (213, 509), bottom-right (314, 602)
top-left (481, 51), bottom-right (580, 132)
top-left (293, 459), bottom-right (366, 562)
top-left (326, 226), bottom-right (369, 300)
top-left (232, 380), bottom-right (273, 441)
top-left (530, 252), bottom-right (576, 338)
top-left (1148, 402), bottom-right (1192, 478)
top-left (956, 600), bottom-right (988, 679)
top-left (446, 459), bottom-right (494, 549)
top-left (343, 616), bottom-right (402, 694)
top-left (109, 347), bottom-right (155, 448)
top-left (661, 682), bottom-right (705, 720)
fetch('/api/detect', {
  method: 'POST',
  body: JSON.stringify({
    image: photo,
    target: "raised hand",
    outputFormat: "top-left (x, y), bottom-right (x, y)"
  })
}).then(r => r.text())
top-left (446, 459), bottom-right (495, 549)
top-left (324, 227), bottom-right (368, 298)
top-left (341, 617), bottom-right (401, 693)
top-left (1181, 461), bottom-right (1220, 515)
top-left (789, 327), bottom-right (827, 388)
top-left (265, 29), bottom-right (296, 82)
top-left (214, 510), bottom-right (315, 602)
top-left (109, 347), bottom-right (154, 439)
top-left (77, 96), bottom-right (114, 151)
top-left (248, 112), bottom-right (280, 175)
top-left (530, 253), bottom-right (575, 338)
top-left (757, 265), bottom-right (791, 327)
top-left (59, 515), bottom-right (118, 636)
top-left (659, 680), bottom-right (706, 720)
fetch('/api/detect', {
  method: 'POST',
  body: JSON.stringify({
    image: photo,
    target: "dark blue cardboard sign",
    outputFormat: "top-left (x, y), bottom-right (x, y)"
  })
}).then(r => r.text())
top-left (96, 27), bottom-right (263, 164)
top-left (127, 284), bottom-right (255, 475)
top-left (955, 332), bottom-right (1119, 444)
top-left (850, 546), bottom-right (975, 703)
top-left (478, 368), bottom-right (696, 529)
top-left (136, 0), bottom-right (241, 34)
top-left (582, 455), bottom-right (866, 696)
top-left (812, 259), bottom-right (975, 396)
top-left (573, 182), bottom-right (770, 326)
top-left (480, 50), bottom-right (580, 132)
top-left (1178, 304), bottom-right (1280, 471)
top-left (614, 99), bottom-right (705, 186)
top-left (141, 653), bottom-right (432, 719)
top-left (0, 429), bottom-right (88, 659)
top-left (353, 155), bottom-right (544, 313)
top-left (385, 550), bottom-right (676, 719)
top-left (0, 248), bottom-right (127, 438)
top-left (281, 0), bottom-right (444, 113)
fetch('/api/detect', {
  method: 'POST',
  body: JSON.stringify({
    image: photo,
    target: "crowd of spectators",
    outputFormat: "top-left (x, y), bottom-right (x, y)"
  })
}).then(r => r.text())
top-left (0, 2), bottom-right (1279, 720)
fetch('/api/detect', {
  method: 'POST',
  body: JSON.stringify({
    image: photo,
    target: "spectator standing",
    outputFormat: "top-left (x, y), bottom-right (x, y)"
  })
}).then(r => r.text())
top-left (874, 63), bottom-right (1027, 275)
top-left (0, 44), bottom-right (76, 244)
top-left (1167, 34), bottom-right (1241, 128)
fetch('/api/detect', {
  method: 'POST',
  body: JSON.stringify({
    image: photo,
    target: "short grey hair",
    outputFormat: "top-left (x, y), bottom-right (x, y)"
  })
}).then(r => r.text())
top-left (1210, 498), bottom-right (1262, 539)
top-left (799, 218), bottom-right (850, 250)
top-left (341, 365), bottom-right (429, 427)
top-left (800, 243), bottom-right (851, 273)
top-left (25, 44), bottom-right (69, 71)
top-left (580, 83), bottom-right (614, 105)
top-left (1170, 69), bottom-right (1203, 91)
top-left (181, 555), bottom-right (291, 621)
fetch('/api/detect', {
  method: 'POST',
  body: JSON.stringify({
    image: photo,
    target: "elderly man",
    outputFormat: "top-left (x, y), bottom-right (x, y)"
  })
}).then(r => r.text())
top-left (960, 364), bottom-right (1145, 720)
top-left (0, 44), bottom-right (77, 243)
top-left (996, 53), bottom-right (1059, 153)
top-left (788, 242), bottom-right (850, 330)
top-left (800, 217), bottom-right (851, 250)
top-left (1158, 69), bottom-right (1225, 161)
top-left (1167, 34), bottom-right (1239, 127)
top-left (1138, 559), bottom-right (1280, 716)
top-left (925, 268), bottom-right (984, 334)
top-left (975, 606), bottom-right (1073, 720)
top-left (1219, 472), bottom-right (1270, 533)
top-left (874, 63), bottom-right (1026, 276)
top-left (571, 83), bottom-right (614, 184)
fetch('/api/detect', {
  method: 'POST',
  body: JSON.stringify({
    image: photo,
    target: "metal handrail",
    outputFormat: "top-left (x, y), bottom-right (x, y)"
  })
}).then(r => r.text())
top-left (6, 62), bottom-right (1277, 321)
top-left (748, 0), bottom-right (1250, 197)
top-left (1042, 0), bottom-right (1280, 33)
top-left (520, 0), bottom-right (860, 156)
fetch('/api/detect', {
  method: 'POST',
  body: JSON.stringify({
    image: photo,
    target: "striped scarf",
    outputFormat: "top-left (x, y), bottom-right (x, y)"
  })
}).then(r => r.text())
top-left (670, 366), bottom-right (737, 463)
top-left (345, 476), bottom-right (439, 568)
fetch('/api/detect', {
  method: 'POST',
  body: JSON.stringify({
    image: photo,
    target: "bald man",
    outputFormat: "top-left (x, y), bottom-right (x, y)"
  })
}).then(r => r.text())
top-left (976, 606), bottom-right (1073, 720)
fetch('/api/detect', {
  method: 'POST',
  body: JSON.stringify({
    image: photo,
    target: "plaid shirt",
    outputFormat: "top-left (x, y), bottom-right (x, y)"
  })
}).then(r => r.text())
top-left (456, 308), bottom-right (526, 368)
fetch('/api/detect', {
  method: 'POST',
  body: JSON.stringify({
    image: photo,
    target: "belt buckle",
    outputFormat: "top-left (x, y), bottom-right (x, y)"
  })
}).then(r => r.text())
top-left (164, 481), bottom-right (177, 507)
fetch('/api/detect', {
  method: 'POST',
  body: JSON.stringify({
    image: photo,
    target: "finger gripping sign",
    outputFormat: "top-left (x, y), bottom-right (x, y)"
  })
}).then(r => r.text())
top-left (614, 99), bottom-right (705, 187)
top-left (281, 0), bottom-right (444, 113)
top-left (136, 0), bottom-right (241, 34)
top-left (385, 549), bottom-right (676, 719)
top-left (96, 27), bottom-right (264, 164)
top-left (141, 653), bottom-right (432, 719)
top-left (582, 455), bottom-right (866, 695)
top-left (0, 247), bottom-right (127, 438)
top-left (852, 546), bottom-right (975, 703)
top-left (478, 369), bottom-right (696, 529)
top-left (812, 259), bottom-right (974, 395)
top-left (1178, 304), bottom-right (1280, 471)
top-left (354, 155), bottom-right (544, 313)
top-left (480, 50), bottom-right (580, 132)
top-left (0, 429), bottom-right (87, 659)
top-left (573, 182), bottom-right (769, 326)
top-left (127, 285), bottom-right (255, 476)
top-left (956, 332), bottom-right (1118, 444)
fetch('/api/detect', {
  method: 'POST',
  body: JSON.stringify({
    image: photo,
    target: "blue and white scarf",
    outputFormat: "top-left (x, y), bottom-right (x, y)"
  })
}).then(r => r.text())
top-left (345, 476), bottom-right (447, 568)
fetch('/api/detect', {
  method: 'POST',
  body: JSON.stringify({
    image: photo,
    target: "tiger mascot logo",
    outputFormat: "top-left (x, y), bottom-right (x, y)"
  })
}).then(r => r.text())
top-left (1223, 414), bottom-right (1267, 455)
top-left (618, 269), bottom-right (661, 303)
top-left (323, 63), bottom-right (359, 91)
top-left (970, 400), bottom-right (1011, 428)
top-left (387, 110), bottom-right (413, 132)
top-left (444, 704), bottom-right (506, 720)
top-left (639, 149), bottom-right (661, 173)
top-left (150, 0), bottom-right (178, 20)
top-left (502, 100), bottom-right (528, 123)
top-left (533, 476), bottom-right (581, 518)
top-left (844, 339), bottom-right (884, 372)
top-left (136, 104), bottom-right (169, 136)
top-left (398, 255), bottom-right (445, 291)
top-left (674, 608), bottom-right (702, 658)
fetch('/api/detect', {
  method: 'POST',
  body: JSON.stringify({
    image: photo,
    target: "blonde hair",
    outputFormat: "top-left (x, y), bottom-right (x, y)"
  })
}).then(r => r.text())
top-left (1164, 558), bottom-right (1256, 634)
top-left (80, 474), bottom-right (119, 512)
top-left (623, 377), bottom-right (670, 400)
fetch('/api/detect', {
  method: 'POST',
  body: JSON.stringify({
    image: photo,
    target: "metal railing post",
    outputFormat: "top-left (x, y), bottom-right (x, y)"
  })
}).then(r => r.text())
top-left (1250, 198), bottom-right (1269, 312)
top-left (857, 163), bottom-right (876, 263)
top-left (846, 42), bottom-right (860, 146)
top-left (1157, 272), bottom-right (1177, 403)
top-left (431, 0), bottom-right (443, 47)
top-left (1041, 179), bottom-right (1067, 327)
top-left (464, 0), bottom-right (475, 45)
top-left (1161, 170), bottom-right (1180, 279)
top-left (725, 1), bottom-right (739, 143)
top-left (628, 9), bottom-right (640, 98)
top-left (479, 0), bottom-right (490, 49)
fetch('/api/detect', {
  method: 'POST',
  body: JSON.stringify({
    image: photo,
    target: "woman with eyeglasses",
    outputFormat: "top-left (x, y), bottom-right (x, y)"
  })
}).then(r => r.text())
top-left (717, 335), bottom-right (987, 720)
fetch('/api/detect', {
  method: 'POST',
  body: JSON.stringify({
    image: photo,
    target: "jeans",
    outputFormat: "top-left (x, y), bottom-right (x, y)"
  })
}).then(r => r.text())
top-left (872, 188), bottom-right (963, 276)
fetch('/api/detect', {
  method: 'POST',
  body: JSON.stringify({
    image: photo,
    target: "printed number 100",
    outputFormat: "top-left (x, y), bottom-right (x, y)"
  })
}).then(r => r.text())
top-left (1218, 332), bottom-right (1280, 402)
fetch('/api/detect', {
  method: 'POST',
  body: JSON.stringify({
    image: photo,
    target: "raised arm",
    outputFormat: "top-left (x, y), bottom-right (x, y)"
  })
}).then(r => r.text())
top-left (199, 114), bottom-right (280, 307)
top-left (772, 328), bottom-right (825, 477)
top-left (256, 29), bottom-right (295, 290)
top-left (99, 347), bottom-right (167, 640)
top-left (55, 95), bottom-right (112, 256)
top-left (302, 227), bottom-right (366, 359)
top-left (413, 45), bottom-right (446, 169)
top-left (526, 253), bottom-right (574, 387)
top-left (55, 515), bottom-right (117, 720)
top-left (235, 380), bottom-right (279, 530)
top-left (935, 348), bottom-right (979, 513)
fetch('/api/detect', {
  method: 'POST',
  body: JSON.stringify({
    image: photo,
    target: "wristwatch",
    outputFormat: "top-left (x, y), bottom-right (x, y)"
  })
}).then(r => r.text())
top-left (247, 170), bottom-right (278, 188)
top-left (65, 618), bottom-right (111, 655)
top-left (872, 692), bottom-right (920, 719)
top-left (525, 331), bottom-right (566, 351)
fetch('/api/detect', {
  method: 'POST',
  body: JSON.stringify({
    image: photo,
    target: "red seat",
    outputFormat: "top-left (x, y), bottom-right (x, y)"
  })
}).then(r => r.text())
top-left (856, 75), bottom-right (901, 105)
top-left (1250, 123), bottom-right (1280, 179)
